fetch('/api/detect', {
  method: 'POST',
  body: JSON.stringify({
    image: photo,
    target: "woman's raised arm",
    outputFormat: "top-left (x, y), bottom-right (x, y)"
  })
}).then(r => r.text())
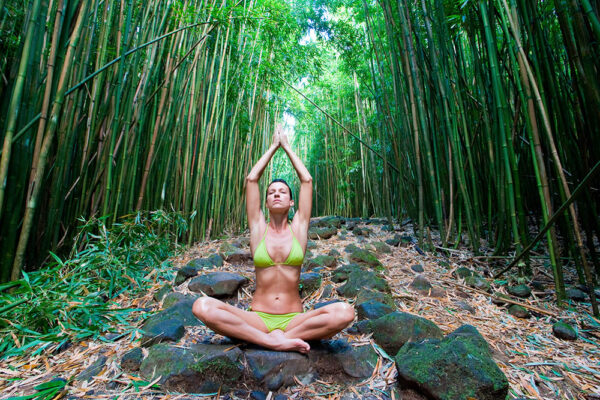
top-left (280, 132), bottom-right (312, 230)
top-left (246, 131), bottom-right (280, 233)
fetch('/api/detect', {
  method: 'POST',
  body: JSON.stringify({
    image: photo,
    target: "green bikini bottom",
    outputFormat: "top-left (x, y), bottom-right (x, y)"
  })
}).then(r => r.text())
top-left (252, 310), bottom-right (300, 332)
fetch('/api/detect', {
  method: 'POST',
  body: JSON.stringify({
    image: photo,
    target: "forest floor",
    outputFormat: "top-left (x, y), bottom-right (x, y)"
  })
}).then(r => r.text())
top-left (2, 218), bottom-right (600, 400)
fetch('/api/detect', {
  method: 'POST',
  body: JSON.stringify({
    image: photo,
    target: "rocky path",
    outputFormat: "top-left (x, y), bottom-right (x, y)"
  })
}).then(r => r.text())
top-left (3, 217), bottom-right (600, 399)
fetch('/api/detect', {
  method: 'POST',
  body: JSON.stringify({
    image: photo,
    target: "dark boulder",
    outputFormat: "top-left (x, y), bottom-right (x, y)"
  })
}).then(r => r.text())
top-left (188, 272), bottom-right (248, 297)
top-left (508, 305), bottom-right (530, 319)
top-left (121, 347), bottom-right (143, 371)
top-left (507, 284), bottom-right (532, 298)
top-left (553, 321), bottom-right (577, 340)
top-left (244, 348), bottom-right (315, 390)
top-left (154, 283), bottom-right (173, 301)
top-left (336, 270), bottom-right (389, 298)
top-left (140, 316), bottom-right (185, 347)
top-left (356, 301), bottom-right (394, 320)
top-left (369, 312), bottom-right (443, 356)
top-left (394, 325), bottom-right (509, 400)
top-left (140, 343), bottom-right (244, 393)
top-left (309, 339), bottom-right (378, 378)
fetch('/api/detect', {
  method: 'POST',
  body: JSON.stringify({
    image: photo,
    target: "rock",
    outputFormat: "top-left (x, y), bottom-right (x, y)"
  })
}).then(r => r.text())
top-left (76, 355), bottom-right (108, 381)
top-left (356, 301), bottom-right (394, 320)
top-left (491, 292), bottom-right (511, 306)
top-left (385, 236), bottom-right (401, 247)
top-left (372, 242), bottom-right (392, 254)
top-left (395, 325), bottom-right (509, 400)
top-left (410, 275), bottom-right (432, 292)
top-left (232, 237), bottom-right (250, 248)
top-left (328, 249), bottom-right (341, 257)
top-left (566, 288), bottom-right (587, 302)
top-left (140, 316), bottom-right (185, 347)
top-left (188, 272), bottom-right (248, 297)
top-left (121, 347), bottom-right (143, 371)
top-left (531, 279), bottom-right (546, 291)
top-left (336, 270), bottom-right (389, 298)
top-left (300, 273), bottom-right (322, 297)
top-left (349, 249), bottom-right (382, 269)
top-left (311, 216), bottom-right (343, 229)
top-left (308, 226), bottom-right (338, 240)
top-left (245, 348), bottom-right (314, 390)
top-left (314, 299), bottom-right (342, 309)
top-left (304, 255), bottom-right (337, 271)
top-left (331, 264), bottom-right (364, 283)
top-left (453, 267), bottom-right (476, 279)
top-left (508, 305), bottom-right (530, 319)
top-left (356, 289), bottom-right (395, 307)
top-left (344, 243), bottom-right (361, 253)
top-left (140, 343), bottom-right (243, 393)
top-left (156, 297), bottom-right (202, 326)
top-left (400, 235), bottom-right (414, 245)
top-left (410, 264), bottom-right (424, 273)
top-left (154, 284), bottom-right (173, 301)
top-left (174, 264), bottom-right (203, 285)
top-left (309, 339), bottom-right (378, 378)
top-left (369, 312), bottom-right (443, 355)
top-left (352, 227), bottom-right (373, 237)
top-left (454, 301), bottom-right (475, 314)
top-left (162, 292), bottom-right (196, 309)
top-left (465, 275), bottom-right (491, 292)
top-left (307, 240), bottom-right (318, 249)
top-left (553, 321), bottom-right (578, 340)
top-left (507, 284), bottom-right (532, 298)
top-left (219, 242), bottom-right (251, 263)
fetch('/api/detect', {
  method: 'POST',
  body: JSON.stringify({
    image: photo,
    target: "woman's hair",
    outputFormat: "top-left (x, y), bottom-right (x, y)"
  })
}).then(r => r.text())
top-left (266, 179), bottom-right (293, 201)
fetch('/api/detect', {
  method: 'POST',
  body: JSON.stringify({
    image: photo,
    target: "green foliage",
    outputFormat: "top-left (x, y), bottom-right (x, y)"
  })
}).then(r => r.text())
top-left (0, 211), bottom-right (188, 359)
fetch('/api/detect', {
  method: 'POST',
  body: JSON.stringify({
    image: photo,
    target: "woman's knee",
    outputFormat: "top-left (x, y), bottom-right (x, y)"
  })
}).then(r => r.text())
top-left (192, 296), bottom-right (217, 321)
top-left (327, 302), bottom-right (355, 326)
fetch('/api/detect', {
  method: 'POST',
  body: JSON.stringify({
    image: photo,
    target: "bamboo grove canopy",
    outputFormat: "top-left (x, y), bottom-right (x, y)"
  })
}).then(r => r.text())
top-left (0, 0), bottom-right (599, 309)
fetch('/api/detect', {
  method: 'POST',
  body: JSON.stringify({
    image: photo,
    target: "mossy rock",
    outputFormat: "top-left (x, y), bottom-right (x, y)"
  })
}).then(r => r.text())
top-left (352, 227), bottom-right (373, 237)
top-left (453, 267), bottom-right (476, 279)
top-left (465, 275), bottom-right (491, 292)
top-left (331, 264), bottom-right (364, 283)
top-left (140, 343), bottom-right (243, 393)
top-left (154, 283), bottom-right (173, 302)
top-left (219, 242), bottom-right (251, 263)
top-left (336, 270), bottom-right (389, 298)
top-left (300, 272), bottom-right (322, 297)
top-left (356, 289), bottom-right (395, 307)
top-left (385, 235), bottom-right (401, 247)
top-left (369, 311), bottom-right (443, 355)
top-left (245, 348), bottom-right (315, 390)
top-left (508, 304), bottom-right (530, 319)
top-left (410, 275), bottom-right (433, 292)
top-left (371, 241), bottom-right (392, 254)
top-left (344, 243), bottom-right (361, 254)
top-left (311, 216), bottom-right (343, 229)
top-left (491, 292), bottom-right (511, 306)
top-left (507, 284), bottom-right (532, 298)
top-left (188, 272), bottom-right (248, 297)
top-left (356, 300), bottom-right (394, 320)
top-left (308, 226), bottom-right (338, 240)
top-left (552, 321), bottom-right (577, 340)
top-left (304, 255), bottom-right (337, 271)
top-left (349, 249), bottom-right (382, 269)
top-left (395, 325), bottom-right (509, 400)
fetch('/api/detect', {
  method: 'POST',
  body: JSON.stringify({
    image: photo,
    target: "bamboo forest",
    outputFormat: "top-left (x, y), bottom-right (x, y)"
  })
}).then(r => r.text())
top-left (1, 0), bottom-right (600, 399)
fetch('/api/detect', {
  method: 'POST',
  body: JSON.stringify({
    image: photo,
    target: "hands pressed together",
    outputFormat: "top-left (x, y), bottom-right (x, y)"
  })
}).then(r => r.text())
top-left (272, 123), bottom-right (290, 149)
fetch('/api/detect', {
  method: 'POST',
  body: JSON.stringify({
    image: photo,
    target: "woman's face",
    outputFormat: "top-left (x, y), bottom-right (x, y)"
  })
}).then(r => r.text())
top-left (266, 182), bottom-right (293, 212)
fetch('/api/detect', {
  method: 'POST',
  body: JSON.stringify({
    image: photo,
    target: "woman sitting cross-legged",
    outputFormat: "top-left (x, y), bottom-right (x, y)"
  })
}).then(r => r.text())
top-left (192, 125), bottom-right (355, 353)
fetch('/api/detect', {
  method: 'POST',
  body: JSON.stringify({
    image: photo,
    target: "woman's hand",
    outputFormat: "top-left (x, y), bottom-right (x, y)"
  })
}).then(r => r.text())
top-left (272, 127), bottom-right (281, 149)
top-left (279, 129), bottom-right (290, 149)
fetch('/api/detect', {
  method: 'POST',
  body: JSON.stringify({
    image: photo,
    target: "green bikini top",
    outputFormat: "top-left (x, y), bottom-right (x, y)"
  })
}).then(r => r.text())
top-left (253, 225), bottom-right (304, 268)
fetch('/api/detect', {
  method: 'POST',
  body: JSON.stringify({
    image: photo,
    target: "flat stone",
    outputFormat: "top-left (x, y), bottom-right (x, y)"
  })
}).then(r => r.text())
top-left (309, 339), bottom-right (378, 378)
top-left (508, 304), bottom-right (530, 319)
top-left (76, 355), bottom-right (108, 381)
top-left (507, 284), bottom-right (532, 298)
top-left (395, 325), bottom-right (509, 400)
top-left (410, 275), bottom-right (432, 291)
top-left (245, 348), bottom-right (315, 390)
top-left (140, 343), bottom-right (243, 393)
top-left (336, 270), bottom-right (389, 298)
top-left (453, 267), bottom-right (476, 279)
top-left (300, 273), bottom-right (322, 297)
top-left (219, 242), bottom-right (251, 263)
top-left (349, 249), bottom-right (382, 269)
top-left (304, 255), bottom-right (337, 271)
top-left (356, 301), bottom-right (394, 320)
top-left (121, 347), bottom-right (143, 371)
top-left (308, 226), bottom-right (338, 239)
top-left (553, 321), bottom-right (577, 340)
top-left (188, 272), bottom-right (248, 297)
top-left (566, 288), bottom-right (587, 302)
top-left (465, 275), bottom-right (491, 292)
top-left (140, 316), bottom-right (185, 347)
top-left (369, 311), bottom-right (443, 356)
top-left (372, 242), bottom-right (392, 254)
top-left (410, 264), bottom-right (424, 273)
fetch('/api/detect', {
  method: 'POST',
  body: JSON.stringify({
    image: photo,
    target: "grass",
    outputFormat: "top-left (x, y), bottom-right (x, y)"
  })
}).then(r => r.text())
top-left (0, 210), bottom-right (188, 359)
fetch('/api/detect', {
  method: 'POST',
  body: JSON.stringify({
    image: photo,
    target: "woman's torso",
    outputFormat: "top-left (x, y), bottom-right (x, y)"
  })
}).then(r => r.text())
top-left (250, 223), bottom-right (306, 314)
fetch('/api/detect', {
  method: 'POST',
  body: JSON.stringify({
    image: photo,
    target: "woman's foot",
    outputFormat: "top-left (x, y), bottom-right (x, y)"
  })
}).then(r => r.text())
top-left (266, 329), bottom-right (310, 353)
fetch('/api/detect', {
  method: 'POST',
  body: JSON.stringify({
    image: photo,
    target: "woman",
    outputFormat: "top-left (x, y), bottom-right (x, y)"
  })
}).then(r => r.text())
top-left (192, 125), bottom-right (355, 353)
